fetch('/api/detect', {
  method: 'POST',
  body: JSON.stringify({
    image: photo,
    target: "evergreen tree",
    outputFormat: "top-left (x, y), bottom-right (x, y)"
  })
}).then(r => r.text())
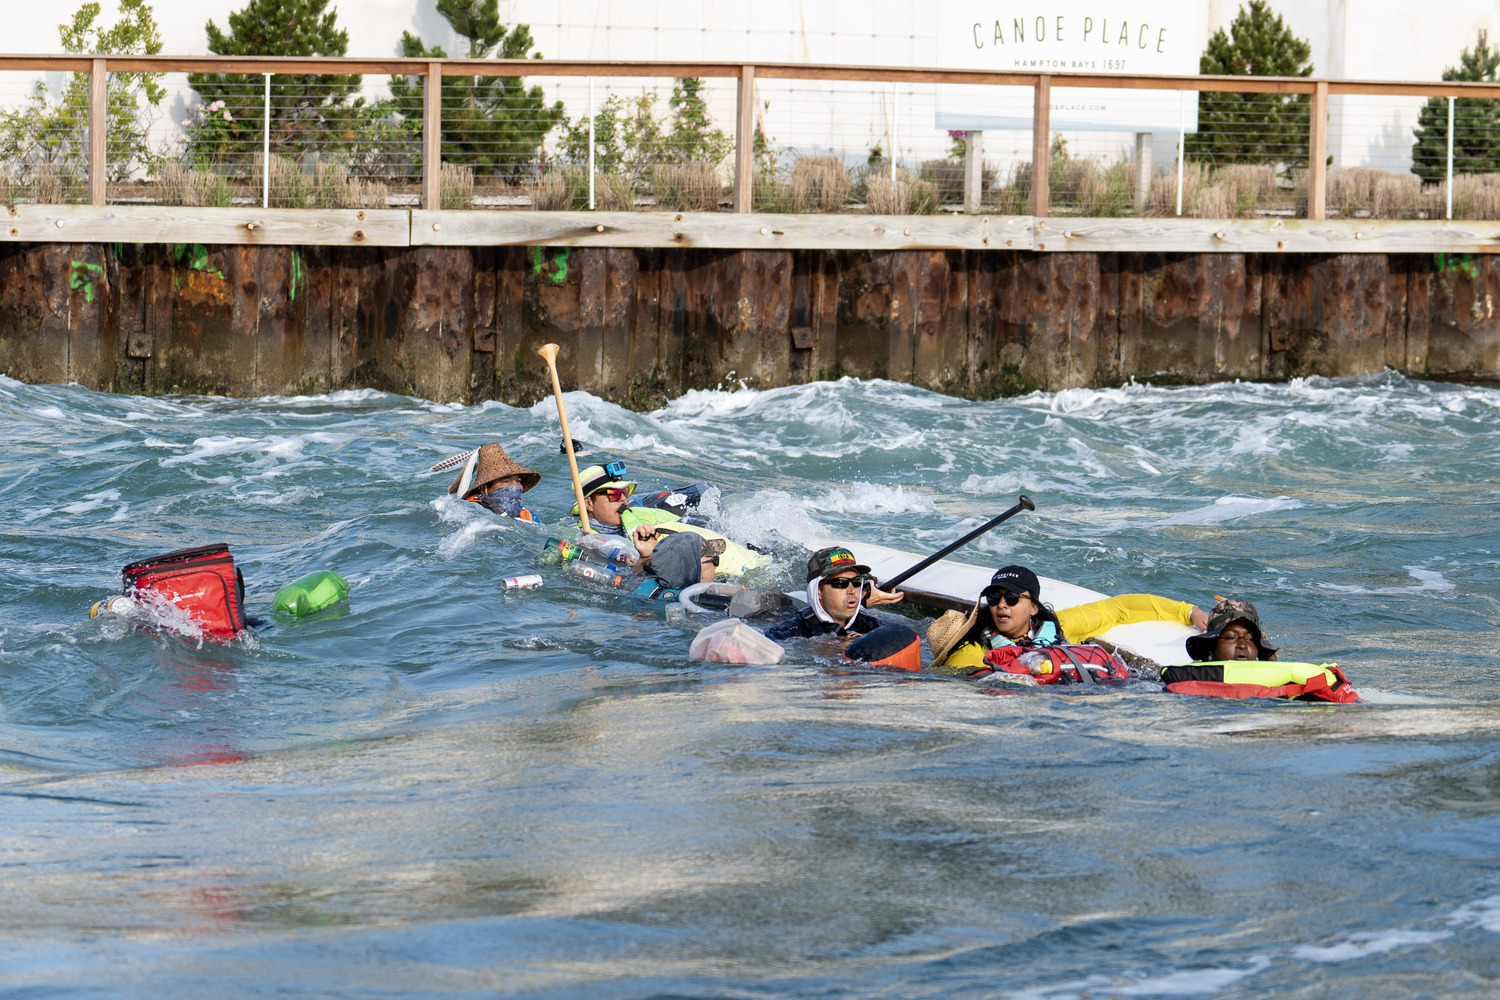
top-left (1411, 31), bottom-right (1500, 183)
top-left (388, 0), bottom-right (563, 179)
top-left (1185, 0), bottom-right (1314, 166)
top-left (186, 0), bottom-right (361, 162)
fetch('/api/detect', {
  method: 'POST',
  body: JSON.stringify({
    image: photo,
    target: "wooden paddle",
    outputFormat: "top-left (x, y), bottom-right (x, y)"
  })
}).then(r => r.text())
top-left (881, 495), bottom-right (1035, 591)
top-left (538, 343), bottom-right (594, 534)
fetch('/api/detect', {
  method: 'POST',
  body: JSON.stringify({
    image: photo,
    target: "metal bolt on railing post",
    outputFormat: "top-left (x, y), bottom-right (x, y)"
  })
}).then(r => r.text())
top-left (1446, 95), bottom-right (1455, 220)
top-left (262, 74), bottom-right (271, 209)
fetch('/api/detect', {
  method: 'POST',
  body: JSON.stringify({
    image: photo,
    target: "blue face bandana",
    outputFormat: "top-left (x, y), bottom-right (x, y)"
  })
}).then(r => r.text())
top-left (477, 484), bottom-right (524, 518)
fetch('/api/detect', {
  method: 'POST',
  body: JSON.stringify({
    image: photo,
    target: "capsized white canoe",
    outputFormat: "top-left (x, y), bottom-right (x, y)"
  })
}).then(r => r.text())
top-left (838, 540), bottom-right (1197, 668)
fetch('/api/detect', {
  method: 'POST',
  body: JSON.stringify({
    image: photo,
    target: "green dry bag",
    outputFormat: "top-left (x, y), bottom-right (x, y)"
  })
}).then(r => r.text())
top-left (272, 570), bottom-right (350, 617)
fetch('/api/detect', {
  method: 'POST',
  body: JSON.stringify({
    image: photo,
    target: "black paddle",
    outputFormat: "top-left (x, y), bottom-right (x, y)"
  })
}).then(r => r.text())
top-left (880, 495), bottom-right (1035, 592)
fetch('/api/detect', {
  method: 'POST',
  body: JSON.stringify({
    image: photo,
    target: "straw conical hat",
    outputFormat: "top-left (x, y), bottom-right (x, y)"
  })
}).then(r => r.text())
top-left (448, 443), bottom-right (540, 497)
top-left (926, 605), bottom-right (982, 667)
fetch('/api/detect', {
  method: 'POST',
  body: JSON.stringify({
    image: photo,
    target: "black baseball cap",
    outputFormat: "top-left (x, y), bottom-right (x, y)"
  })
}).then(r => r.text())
top-left (983, 565), bottom-right (1040, 602)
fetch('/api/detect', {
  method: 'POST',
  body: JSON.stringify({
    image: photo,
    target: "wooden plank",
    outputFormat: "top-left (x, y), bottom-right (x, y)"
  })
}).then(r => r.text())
top-left (89, 59), bottom-right (106, 206)
top-left (411, 210), bottom-right (1033, 251)
top-left (0, 205), bottom-right (410, 246)
top-left (1036, 218), bottom-right (1500, 254)
top-left (734, 65), bottom-right (755, 213)
top-left (423, 63), bottom-right (441, 211)
top-left (5, 55), bottom-right (1500, 98)
top-left (1030, 77), bottom-right (1050, 217)
top-left (1309, 81), bottom-right (1328, 221)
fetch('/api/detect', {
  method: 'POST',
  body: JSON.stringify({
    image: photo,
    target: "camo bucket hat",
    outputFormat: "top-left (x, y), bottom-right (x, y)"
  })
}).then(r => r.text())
top-left (1185, 597), bottom-right (1279, 661)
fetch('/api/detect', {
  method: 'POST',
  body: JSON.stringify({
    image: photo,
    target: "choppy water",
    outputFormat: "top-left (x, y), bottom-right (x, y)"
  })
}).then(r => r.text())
top-left (3, 370), bottom-right (1500, 999)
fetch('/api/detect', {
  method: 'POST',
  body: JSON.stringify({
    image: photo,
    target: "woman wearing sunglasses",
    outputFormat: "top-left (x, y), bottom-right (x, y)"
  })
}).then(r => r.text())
top-left (764, 547), bottom-right (906, 641)
top-left (927, 565), bottom-right (1209, 671)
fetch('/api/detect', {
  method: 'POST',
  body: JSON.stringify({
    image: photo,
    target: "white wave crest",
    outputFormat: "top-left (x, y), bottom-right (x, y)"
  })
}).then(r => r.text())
top-left (1318, 565), bottom-right (1457, 595)
top-left (808, 482), bottom-right (939, 516)
top-left (1292, 929), bottom-right (1451, 962)
top-left (1009, 956), bottom-right (1271, 999)
top-left (1449, 895), bottom-right (1500, 932)
top-left (1155, 495), bottom-right (1305, 526)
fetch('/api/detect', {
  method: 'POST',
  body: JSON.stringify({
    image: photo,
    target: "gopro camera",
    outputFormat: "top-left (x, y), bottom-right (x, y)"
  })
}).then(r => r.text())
top-left (604, 460), bottom-right (627, 478)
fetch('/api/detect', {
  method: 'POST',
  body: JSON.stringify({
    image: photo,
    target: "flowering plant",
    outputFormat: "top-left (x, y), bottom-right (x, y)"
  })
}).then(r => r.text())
top-left (182, 99), bottom-right (237, 168)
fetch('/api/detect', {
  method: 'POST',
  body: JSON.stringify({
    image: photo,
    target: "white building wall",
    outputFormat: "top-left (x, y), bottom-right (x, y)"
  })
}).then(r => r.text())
top-left (3, 0), bottom-right (1497, 177)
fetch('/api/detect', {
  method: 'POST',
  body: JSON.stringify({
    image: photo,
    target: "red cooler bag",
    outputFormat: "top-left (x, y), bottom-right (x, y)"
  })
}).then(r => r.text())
top-left (122, 544), bottom-right (247, 640)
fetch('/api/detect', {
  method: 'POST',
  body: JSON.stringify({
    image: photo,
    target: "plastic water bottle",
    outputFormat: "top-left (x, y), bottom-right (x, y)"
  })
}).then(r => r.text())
top-left (503, 575), bottom-right (543, 590)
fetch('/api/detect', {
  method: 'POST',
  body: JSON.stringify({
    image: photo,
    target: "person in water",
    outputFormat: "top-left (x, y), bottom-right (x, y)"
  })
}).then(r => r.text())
top-left (573, 463), bottom-right (770, 582)
top-left (448, 443), bottom-right (540, 520)
top-left (1185, 598), bottom-right (1278, 662)
top-left (765, 546), bottom-right (906, 641)
top-left (927, 565), bottom-right (1210, 670)
top-left (572, 464), bottom-right (720, 587)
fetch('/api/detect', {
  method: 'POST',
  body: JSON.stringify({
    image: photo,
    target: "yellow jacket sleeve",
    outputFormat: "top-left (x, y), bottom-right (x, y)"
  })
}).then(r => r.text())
top-left (933, 640), bottom-right (988, 673)
top-left (1055, 594), bottom-right (1196, 643)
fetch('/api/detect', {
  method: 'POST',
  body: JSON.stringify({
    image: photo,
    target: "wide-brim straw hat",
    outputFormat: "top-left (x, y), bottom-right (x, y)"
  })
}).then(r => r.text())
top-left (926, 604), bottom-right (982, 667)
top-left (448, 443), bottom-right (540, 497)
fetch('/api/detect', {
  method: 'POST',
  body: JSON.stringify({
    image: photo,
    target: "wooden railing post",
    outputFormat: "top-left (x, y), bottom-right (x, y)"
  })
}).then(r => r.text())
top-left (1030, 75), bottom-right (1051, 216)
top-left (423, 60), bottom-right (442, 210)
top-left (734, 64), bottom-right (755, 213)
top-left (88, 57), bottom-right (106, 206)
top-left (1308, 80), bottom-right (1328, 220)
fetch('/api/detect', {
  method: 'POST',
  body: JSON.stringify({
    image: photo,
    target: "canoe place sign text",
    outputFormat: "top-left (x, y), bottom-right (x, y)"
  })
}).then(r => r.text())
top-left (935, 0), bottom-right (1204, 132)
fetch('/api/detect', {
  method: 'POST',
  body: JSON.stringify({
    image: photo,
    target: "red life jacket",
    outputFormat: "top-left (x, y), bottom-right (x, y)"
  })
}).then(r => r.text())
top-left (978, 643), bottom-right (1130, 685)
top-left (122, 544), bottom-right (246, 640)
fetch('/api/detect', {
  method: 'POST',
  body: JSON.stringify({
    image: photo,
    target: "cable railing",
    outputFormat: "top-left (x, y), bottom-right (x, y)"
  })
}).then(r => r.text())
top-left (2, 55), bottom-right (1500, 220)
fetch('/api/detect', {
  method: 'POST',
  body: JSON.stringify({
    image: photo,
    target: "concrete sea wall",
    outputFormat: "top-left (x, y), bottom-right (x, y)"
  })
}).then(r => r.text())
top-left (1, 242), bottom-right (1497, 405)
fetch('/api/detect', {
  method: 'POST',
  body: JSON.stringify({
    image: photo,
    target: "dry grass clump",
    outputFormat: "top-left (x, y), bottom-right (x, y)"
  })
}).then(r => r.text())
top-left (528, 171), bottom-right (572, 210)
top-left (591, 172), bottom-right (636, 211)
top-left (31, 164), bottom-right (65, 205)
top-left (652, 162), bottom-right (722, 211)
top-left (864, 170), bottom-right (938, 215)
top-left (991, 164), bottom-right (1030, 214)
top-left (525, 169), bottom-right (635, 211)
top-left (752, 167), bottom-right (792, 212)
top-left (1054, 159), bottom-right (1134, 216)
top-left (247, 156), bottom-right (389, 209)
top-left (1372, 174), bottom-right (1421, 218)
top-left (1327, 167), bottom-right (1391, 218)
top-left (439, 163), bottom-right (473, 210)
top-left (1214, 164), bottom-right (1279, 214)
top-left (1192, 184), bottom-right (1234, 219)
top-left (158, 163), bottom-right (236, 207)
top-left (1147, 162), bottom-right (1208, 216)
top-left (1422, 174), bottom-right (1500, 220)
top-left (0, 166), bottom-right (13, 206)
top-left (790, 156), bottom-right (851, 212)
top-left (251, 153), bottom-right (310, 208)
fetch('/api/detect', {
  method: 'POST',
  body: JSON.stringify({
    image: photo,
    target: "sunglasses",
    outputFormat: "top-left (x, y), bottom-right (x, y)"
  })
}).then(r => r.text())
top-left (982, 588), bottom-right (1031, 607)
top-left (821, 575), bottom-right (868, 590)
top-left (590, 486), bottom-right (633, 503)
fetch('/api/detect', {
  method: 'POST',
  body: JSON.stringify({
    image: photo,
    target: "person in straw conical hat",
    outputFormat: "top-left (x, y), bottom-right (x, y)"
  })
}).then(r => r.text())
top-left (448, 443), bottom-right (542, 521)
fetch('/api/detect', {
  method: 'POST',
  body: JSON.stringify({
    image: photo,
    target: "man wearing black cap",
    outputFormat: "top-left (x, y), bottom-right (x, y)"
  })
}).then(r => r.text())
top-left (764, 546), bottom-right (906, 641)
top-left (928, 564), bottom-right (1208, 671)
